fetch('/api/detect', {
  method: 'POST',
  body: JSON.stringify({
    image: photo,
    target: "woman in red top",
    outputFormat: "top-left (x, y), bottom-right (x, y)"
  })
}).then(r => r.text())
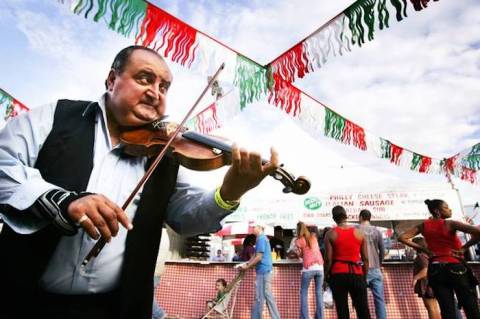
top-left (324, 206), bottom-right (370, 319)
top-left (399, 199), bottom-right (480, 319)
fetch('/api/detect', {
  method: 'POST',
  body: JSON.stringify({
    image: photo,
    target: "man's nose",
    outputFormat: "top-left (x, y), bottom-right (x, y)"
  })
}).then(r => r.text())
top-left (146, 85), bottom-right (160, 100)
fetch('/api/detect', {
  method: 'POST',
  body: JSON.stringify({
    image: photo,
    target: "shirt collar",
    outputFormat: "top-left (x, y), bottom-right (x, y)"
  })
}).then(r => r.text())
top-left (81, 94), bottom-right (107, 117)
top-left (82, 93), bottom-right (117, 150)
top-left (96, 93), bottom-right (109, 127)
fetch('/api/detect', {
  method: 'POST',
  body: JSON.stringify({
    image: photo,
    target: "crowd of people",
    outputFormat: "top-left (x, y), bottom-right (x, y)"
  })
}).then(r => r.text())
top-left (203, 200), bottom-right (480, 319)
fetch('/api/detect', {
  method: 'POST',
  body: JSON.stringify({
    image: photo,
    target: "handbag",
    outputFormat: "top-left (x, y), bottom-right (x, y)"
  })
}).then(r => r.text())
top-left (323, 287), bottom-right (334, 309)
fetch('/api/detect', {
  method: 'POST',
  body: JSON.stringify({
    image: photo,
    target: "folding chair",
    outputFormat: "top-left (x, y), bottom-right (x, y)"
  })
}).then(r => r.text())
top-left (201, 271), bottom-right (244, 319)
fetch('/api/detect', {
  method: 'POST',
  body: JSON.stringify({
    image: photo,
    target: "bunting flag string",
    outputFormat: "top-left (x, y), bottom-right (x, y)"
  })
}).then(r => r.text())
top-left (446, 144), bottom-right (480, 183)
top-left (267, 73), bottom-right (302, 116)
top-left (288, 90), bottom-right (477, 183)
top-left (0, 85), bottom-right (239, 138)
top-left (267, 0), bottom-right (440, 84)
top-left (135, 3), bottom-right (198, 67)
top-left (233, 56), bottom-right (268, 110)
top-left (455, 143), bottom-right (480, 171)
top-left (61, 0), bottom-right (443, 115)
top-left (73, 0), bottom-right (147, 37)
top-left (0, 88), bottom-right (29, 124)
top-left (1, 85), bottom-right (477, 184)
top-left (324, 108), bottom-right (366, 150)
top-left (390, 144), bottom-right (404, 165)
top-left (461, 167), bottom-right (477, 184)
top-left (185, 82), bottom-right (477, 184)
top-left (64, 0), bottom-right (269, 109)
top-left (380, 138), bottom-right (392, 159)
top-left (188, 102), bottom-right (220, 134)
top-left (185, 88), bottom-right (241, 134)
top-left (60, 0), bottom-right (440, 118)
top-left (410, 153), bottom-right (432, 173)
top-left (56, 1), bottom-right (476, 183)
top-left (439, 154), bottom-right (479, 184)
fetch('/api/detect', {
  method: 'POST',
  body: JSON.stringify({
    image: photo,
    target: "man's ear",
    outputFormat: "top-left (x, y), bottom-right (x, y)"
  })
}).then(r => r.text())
top-left (106, 69), bottom-right (116, 91)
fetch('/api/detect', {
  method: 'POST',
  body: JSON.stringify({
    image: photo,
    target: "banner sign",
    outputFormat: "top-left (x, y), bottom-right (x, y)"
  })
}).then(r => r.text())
top-left (225, 189), bottom-right (464, 228)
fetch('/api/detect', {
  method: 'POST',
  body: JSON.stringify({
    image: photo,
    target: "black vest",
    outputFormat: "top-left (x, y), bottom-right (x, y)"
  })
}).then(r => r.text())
top-left (0, 100), bottom-right (179, 319)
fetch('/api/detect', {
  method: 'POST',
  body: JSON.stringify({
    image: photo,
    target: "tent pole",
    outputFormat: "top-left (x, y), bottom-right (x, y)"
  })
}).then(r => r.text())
top-left (445, 171), bottom-right (477, 260)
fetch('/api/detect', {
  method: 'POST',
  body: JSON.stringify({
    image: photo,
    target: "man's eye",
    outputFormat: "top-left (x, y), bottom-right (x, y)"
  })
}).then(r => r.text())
top-left (137, 74), bottom-right (151, 84)
top-left (159, 81), bottom-right (171, 94)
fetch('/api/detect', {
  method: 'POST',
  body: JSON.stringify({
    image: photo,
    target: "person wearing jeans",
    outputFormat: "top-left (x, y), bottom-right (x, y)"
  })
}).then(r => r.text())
top-left (252, 272), bottom-right (280, 319)
top-left (358, 210), bottom-right (387, 319)
top-left (152, 300), bottom-right (166, 319)
top-left (300, 269), bottom-right (324, 319)
top-left (240, 223), bottom-right (281, 319)
top-left (367, 268), bottom-right (387, 318)
top-left (296, 222), bottom-right (324, 319)
top-left (399, 199), bottom-right (480, 319)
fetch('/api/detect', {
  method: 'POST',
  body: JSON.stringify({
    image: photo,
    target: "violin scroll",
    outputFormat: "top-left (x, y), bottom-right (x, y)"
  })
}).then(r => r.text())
top-left (271, 168), bottom-right (311, 195)
top-left (292, 176), bottom-right (311, 195)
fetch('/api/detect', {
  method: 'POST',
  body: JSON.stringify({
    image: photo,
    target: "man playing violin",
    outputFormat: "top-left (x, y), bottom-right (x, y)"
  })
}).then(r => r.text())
top-left (0, 45), bottom-right (279, 319)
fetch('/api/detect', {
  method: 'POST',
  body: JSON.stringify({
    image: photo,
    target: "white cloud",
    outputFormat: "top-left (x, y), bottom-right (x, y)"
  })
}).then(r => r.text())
top-left (2, 0), bottom-right (134, 104)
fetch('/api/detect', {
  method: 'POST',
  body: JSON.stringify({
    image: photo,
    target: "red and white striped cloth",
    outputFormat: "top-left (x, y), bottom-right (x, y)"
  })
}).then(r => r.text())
top-left (156, 261), bottom-right (480, 319)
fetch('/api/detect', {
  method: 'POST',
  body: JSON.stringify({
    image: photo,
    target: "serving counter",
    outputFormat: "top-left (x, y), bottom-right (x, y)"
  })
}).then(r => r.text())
top-left (155, 260), bottom-right (480, 319)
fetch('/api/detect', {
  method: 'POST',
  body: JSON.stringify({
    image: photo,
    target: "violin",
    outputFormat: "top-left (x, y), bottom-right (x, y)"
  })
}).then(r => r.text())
top-left (120, 120), bottom-right (311, 195)
top-left (81, 63), bottom-right (310, 269)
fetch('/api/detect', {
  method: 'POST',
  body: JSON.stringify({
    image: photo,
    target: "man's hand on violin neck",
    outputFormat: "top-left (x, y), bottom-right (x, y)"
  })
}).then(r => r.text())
top-left (67, 194), bottom-right (133, 241)
top-left (220, 145), bottom-right (279, 201)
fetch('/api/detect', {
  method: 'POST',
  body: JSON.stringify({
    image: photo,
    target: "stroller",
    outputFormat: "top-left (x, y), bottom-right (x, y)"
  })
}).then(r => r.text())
top-left (201, 271), bottom-right (245, 319)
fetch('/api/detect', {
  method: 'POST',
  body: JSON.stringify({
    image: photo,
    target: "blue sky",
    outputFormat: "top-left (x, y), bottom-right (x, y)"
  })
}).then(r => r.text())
top-left (0, 0), bottom-right (479, 209)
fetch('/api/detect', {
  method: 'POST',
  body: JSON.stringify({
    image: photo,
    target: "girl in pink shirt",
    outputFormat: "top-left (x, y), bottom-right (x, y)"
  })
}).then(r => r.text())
top-left (295, 222), bottom-right (324, 319)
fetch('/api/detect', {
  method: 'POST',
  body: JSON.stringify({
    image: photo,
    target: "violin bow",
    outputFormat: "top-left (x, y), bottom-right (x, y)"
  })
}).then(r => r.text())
top-left (80, 63), bottom-right (225, 269)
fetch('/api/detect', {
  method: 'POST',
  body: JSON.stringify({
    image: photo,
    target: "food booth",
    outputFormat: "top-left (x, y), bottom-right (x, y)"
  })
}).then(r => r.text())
top-left (155, 188), bottom-right (479, 318)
